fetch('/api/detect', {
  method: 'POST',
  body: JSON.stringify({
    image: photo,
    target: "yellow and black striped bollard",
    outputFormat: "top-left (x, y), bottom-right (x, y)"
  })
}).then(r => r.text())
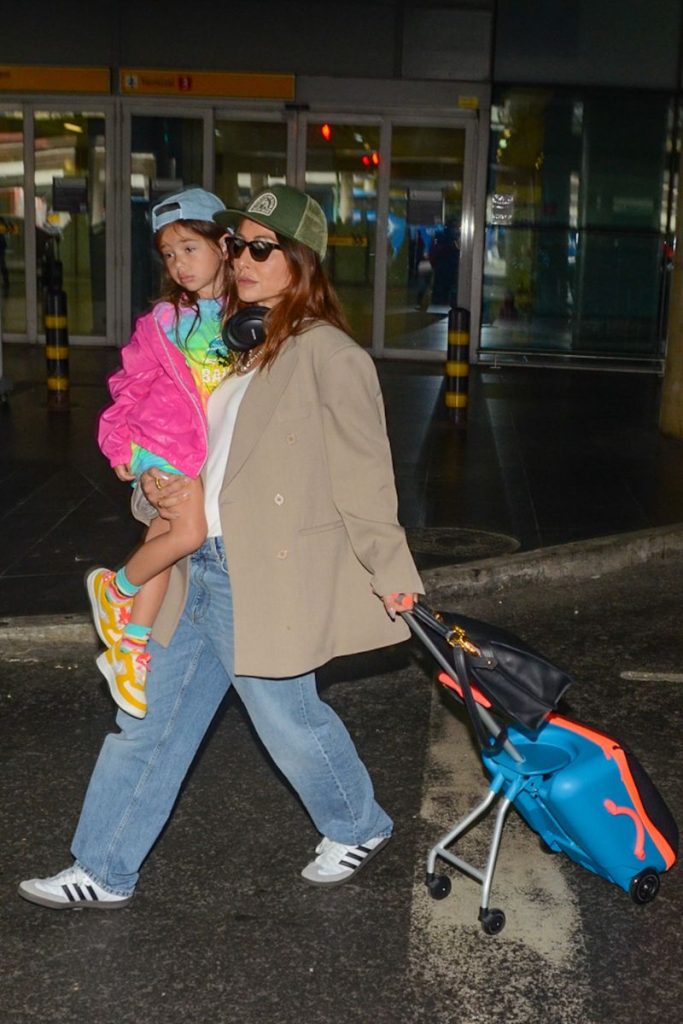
top-left (44, 263), bottom-right (70, 411)
top-left (445, 306), bottom-right (469, 428)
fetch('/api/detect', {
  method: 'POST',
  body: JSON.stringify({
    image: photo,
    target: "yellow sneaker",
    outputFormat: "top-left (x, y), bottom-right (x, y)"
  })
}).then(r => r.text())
top-left (86, 568), bottom-right (132, 647)
top-left (96, 644), bottom-right (149, 719)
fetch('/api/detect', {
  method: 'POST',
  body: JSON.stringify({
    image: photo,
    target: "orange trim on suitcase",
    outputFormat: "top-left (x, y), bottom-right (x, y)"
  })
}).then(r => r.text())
top-left (548, 714), bottom-right (677, 869)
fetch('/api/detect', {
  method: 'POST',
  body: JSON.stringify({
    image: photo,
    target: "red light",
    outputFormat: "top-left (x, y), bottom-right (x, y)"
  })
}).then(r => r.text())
top-left (361, 154), bottom-right (370, 166)
top-left (321, 123), bottom-right (332, 141)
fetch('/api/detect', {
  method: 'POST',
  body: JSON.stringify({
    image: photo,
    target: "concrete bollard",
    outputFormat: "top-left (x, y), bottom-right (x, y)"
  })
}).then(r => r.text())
top-left (445, 305), bottom-right (469, 428)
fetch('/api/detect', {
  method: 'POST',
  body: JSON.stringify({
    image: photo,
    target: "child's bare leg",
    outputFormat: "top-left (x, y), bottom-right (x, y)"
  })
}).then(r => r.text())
top-left (129, 567), bottom-right (172, 630)
top-left (124, 477), bottom-right (206, 587)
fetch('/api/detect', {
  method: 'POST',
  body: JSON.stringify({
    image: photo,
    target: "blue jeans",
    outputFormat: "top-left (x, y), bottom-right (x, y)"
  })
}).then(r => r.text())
top-left (72, 538), bottom-right (392, 896)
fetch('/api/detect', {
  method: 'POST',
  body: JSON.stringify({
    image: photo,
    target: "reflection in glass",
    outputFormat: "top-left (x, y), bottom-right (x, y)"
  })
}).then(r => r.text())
top-left (34, 110), bottom-right (106, 337)
top-left (130, 116), bottom-right (204, 322)
top-left (0, 111), bottom-right (25, 334)
top-left (305, 122), bottom-right (379, 345)
top-left (386, 125), bottom-right (465, 352)
top-left (482, 89), bottom-right (673, 359)
top-left (214, 119), bottom-right (287, 209)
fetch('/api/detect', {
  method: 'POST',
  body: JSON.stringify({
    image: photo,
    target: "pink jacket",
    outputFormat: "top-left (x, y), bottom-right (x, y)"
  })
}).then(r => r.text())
top-left (97, 304), bottom-right (209, 477)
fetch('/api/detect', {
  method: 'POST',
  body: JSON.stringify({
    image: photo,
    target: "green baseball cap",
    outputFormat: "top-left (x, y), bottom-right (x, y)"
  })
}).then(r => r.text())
top-left (215, 184), bottom-right (328, 260)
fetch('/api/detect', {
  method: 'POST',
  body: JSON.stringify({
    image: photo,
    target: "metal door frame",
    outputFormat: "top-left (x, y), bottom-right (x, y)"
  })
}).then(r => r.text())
top-left (0, 96), bottom-right (117, 345)
top-left (118, 98), bottom-right (296, 343)
top-left (119, 100), bottom-right (212, 346)
top-left (296, 109), bottom-right (482, 360)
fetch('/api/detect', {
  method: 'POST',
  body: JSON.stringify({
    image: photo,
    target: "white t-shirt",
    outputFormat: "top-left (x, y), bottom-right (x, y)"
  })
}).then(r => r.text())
top-left (204, 369), bottom-right (255, 537)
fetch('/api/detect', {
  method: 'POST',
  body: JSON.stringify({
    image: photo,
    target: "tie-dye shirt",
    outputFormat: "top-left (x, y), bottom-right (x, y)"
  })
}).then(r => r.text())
top-left (156, 298), bottom-right (232, 407)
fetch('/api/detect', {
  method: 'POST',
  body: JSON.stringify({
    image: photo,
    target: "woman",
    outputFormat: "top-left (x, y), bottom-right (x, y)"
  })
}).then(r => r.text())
top-left (18, 184), bottom-right (424, 909)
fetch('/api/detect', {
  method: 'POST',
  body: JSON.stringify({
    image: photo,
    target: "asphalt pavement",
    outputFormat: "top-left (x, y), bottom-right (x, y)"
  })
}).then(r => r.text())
top-left (0, 346), bottom-right (682, 1023)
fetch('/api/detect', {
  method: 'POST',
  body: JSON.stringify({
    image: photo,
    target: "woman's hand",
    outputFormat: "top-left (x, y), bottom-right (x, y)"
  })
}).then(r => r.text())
top-left (113, 463), bottom-right (135, 482)
top-left (382, 592), bottom-right (417, 620)
top-left (139, 470), bottom-right (191, 521)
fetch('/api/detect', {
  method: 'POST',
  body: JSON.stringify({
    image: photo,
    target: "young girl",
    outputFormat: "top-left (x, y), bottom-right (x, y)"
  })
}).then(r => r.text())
top-left (87, 187), bottom-right (232, 719)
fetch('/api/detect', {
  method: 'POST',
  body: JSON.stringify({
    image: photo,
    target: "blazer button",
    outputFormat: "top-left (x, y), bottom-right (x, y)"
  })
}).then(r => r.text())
top-left (274, 493), bottom-right (285, 506)
top-left (286, 433), bottom-right (296, 445)
top-left (276, 549), bottom-right (288, 559)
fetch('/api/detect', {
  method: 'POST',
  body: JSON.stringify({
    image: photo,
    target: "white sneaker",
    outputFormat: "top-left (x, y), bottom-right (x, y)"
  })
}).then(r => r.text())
top-left (18, 865), bottom-right (133, 910)
top-left (301, 834), bottom-right (391, 887)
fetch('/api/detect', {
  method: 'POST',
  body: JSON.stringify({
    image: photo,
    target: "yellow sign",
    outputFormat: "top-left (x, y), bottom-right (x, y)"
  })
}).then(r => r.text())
top-left (0, 65), bottom-right (110, 93)
top-left (327, 236), bottom-right (368, 247)
top-left (458, 95), bottom-right (480, 110)
top-left (120, 68), bottom-right (295, 100)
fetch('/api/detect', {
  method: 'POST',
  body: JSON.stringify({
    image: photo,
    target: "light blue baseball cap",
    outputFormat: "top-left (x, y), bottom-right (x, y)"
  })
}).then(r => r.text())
top-left (151, 188), bottom-right (226, 233)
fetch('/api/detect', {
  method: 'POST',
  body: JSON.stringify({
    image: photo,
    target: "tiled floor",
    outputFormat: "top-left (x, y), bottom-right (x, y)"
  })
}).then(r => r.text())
top-left (2, 342), bottom-right (683, 616)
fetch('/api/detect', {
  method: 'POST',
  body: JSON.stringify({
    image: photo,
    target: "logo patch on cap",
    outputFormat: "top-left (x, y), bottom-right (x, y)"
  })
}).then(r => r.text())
top-left (248, 192), bottom-right (278, 217)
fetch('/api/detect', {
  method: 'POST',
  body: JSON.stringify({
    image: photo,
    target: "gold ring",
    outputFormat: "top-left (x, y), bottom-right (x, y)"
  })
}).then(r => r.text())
top-left (154, 476), bottom-right (163, 490)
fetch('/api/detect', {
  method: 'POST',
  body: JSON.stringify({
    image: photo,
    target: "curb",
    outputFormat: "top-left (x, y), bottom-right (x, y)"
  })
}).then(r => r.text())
top-left (0, 613), bottom-right (96, 645)
top-left (421, 521), bottom-right (683, 600)
top-left (2, 522), bottom-right (683, 643)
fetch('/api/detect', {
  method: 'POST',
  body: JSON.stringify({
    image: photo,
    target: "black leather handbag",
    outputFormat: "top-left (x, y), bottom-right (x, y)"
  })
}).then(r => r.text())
top-left (408, 604), bottom-right (574, 732)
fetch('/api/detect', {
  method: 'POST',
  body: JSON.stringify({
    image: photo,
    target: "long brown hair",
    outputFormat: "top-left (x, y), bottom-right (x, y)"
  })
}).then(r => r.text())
top-left (154, 219), bottom-right (231, 346)
top-left (226, 232), bottom-right (352, 371)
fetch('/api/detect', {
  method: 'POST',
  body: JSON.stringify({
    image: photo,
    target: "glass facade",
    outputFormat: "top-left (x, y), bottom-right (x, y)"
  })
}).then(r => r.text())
top-left (482, 88), bottom-right (674, 361)
top-left (214, 118), bottom-right (287, 209)
top-left (0, 110), bottom-right (25, 334)
top-left (130, 115), bottom-right (204, 322)
top-left (304, 121), bottom-right (380, 345)
top-left (34, 110), bottom-right (107, 337)
top-left (386, 124), bottom-right (466, 353)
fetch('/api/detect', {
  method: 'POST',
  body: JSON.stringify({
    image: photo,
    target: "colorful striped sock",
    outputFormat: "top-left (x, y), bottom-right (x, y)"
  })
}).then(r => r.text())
top-left (120, 623), bottom-right (152, 655)
top-left (106, 567), bottom-right (140, 605)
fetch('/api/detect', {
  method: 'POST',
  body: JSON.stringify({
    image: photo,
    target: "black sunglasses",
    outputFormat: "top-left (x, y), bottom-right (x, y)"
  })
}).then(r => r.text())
top-left (226, 236), bottom-right (283, 262)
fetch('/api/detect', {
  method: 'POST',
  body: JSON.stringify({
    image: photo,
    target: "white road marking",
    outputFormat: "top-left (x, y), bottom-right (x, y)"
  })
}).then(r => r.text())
top-left (620, 671), bottom-right (683, 683)
top-left (407, 683), bottom-right (593, 1023)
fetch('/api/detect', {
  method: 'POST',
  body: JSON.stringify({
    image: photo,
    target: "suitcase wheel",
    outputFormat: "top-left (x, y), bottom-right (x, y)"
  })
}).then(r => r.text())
top-left (629, 868), bottom-right (661, 905)
top-left (479, 908), bottom-right (506, 935)
top-left (426, 874), bottom-right (451, 900)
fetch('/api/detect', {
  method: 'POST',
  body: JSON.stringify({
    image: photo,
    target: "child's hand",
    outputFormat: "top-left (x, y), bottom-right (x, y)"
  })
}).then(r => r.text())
top-left (114, 463), bottom-right (135, 482)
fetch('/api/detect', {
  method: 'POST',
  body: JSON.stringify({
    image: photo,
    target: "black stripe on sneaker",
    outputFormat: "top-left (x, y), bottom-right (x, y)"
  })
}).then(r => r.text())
top-left (86, 885), bottom-right (99, 900)
top-left (72, 884), bottom-right (87, 901)
top-left (62, 884), bottom-right (77, 902)
top-left (340, 850), bottom-right (367, 869)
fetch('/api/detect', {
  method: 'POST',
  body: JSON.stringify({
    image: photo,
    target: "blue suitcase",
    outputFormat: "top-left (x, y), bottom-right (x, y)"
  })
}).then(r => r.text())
top-left (405, 606), bottom-right (679, 935)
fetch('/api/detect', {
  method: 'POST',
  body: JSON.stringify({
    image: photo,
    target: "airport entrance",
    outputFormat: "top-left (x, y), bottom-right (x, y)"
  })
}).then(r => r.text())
top-left (0, 88), bottom-right (481, 361)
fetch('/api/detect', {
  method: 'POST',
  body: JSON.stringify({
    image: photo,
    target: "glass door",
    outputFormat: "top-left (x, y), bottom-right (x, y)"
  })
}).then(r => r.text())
top-left (33, 108), bottom-right (108, 339)
top-left (300, 117), bottom-right (381, 346)
top-left (384, 123), bottom-right (468, 355)
top-left (126, 111), bottom-right (207, 325)
top-left (0, 108), bottom-right (25, 336)
top-left (214, 115), bottom-right (288, 210)
top-left (299, 113), bottom-right (478, 358)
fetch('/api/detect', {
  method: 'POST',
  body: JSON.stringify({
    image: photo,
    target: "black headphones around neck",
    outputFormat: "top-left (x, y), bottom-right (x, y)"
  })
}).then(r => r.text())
top-left (222, 305), bottom-right (269, 352)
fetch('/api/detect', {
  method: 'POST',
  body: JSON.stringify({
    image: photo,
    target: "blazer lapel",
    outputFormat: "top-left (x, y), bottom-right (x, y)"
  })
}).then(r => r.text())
top-left (222, 338), bottom-right (299, 487)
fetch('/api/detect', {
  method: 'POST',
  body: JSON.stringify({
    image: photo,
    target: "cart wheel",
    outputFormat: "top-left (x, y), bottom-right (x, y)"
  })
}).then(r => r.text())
top-left (479, 908), bottom-right (506, 935)
top-left (629, 868), bottom-right (660, 905)
top-left (427, 875), bottom-right (451, 900)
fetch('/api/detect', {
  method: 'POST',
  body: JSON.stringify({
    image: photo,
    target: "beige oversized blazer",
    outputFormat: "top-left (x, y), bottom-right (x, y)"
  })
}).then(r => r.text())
top-left (145, 323), bottom-right (424, 678)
